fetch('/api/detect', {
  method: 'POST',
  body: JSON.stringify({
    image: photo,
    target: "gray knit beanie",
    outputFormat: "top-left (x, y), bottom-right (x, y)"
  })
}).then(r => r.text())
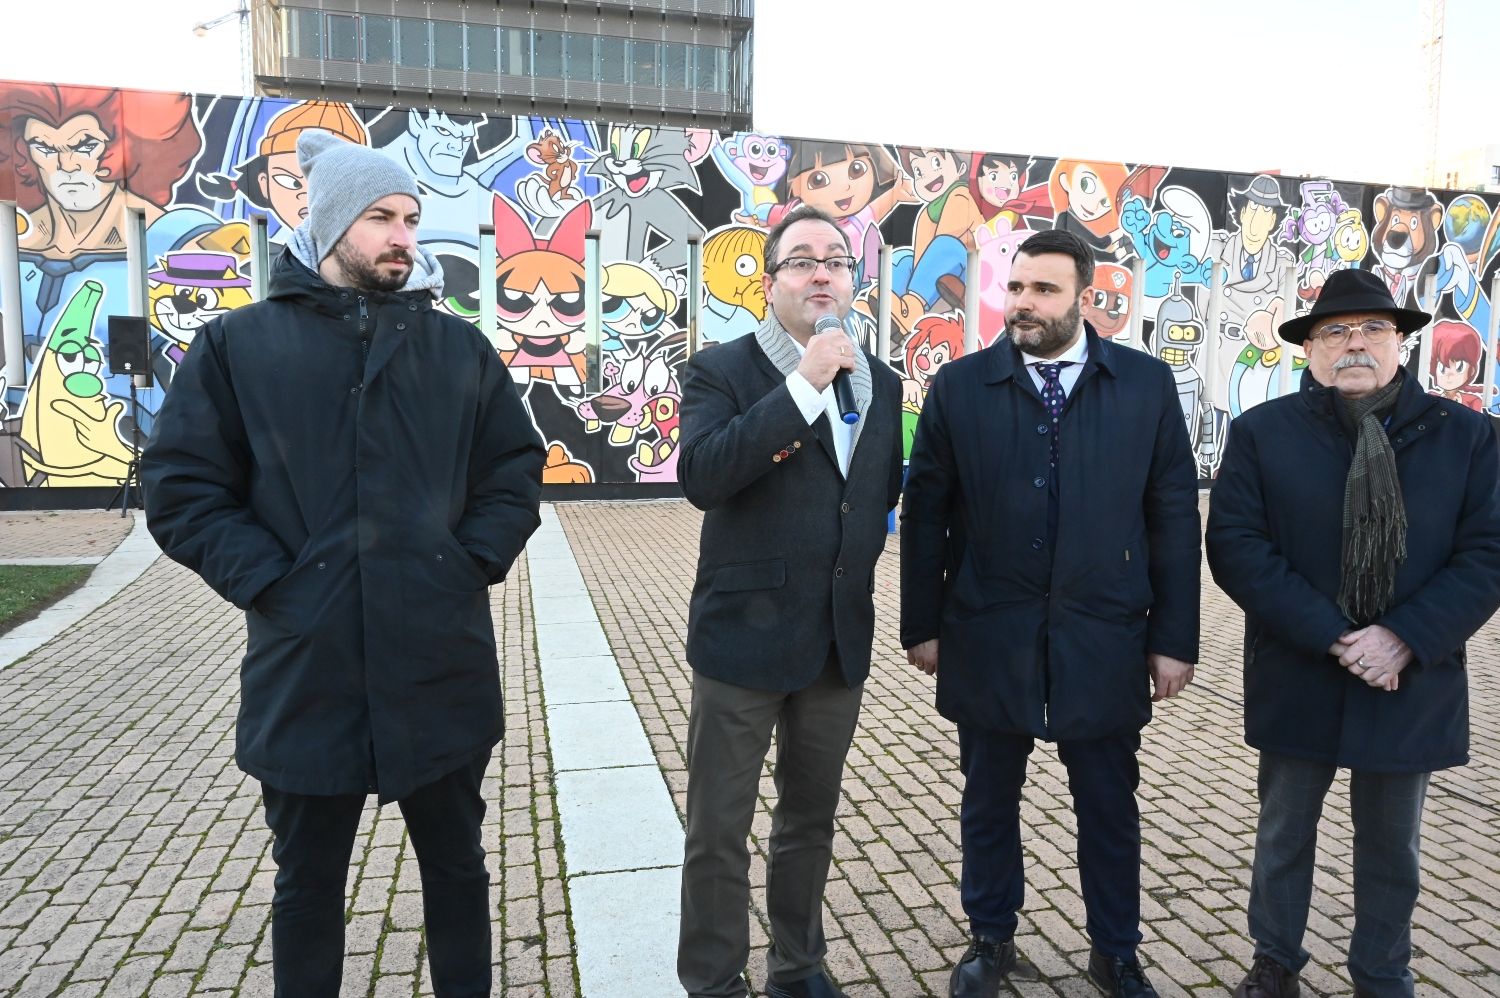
top-left (295, 130), bottom-right (422, 263)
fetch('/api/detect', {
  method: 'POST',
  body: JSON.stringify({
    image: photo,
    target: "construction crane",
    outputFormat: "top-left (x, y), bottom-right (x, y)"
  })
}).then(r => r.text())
top-left (1422, 0), bottom-right (1446, 186)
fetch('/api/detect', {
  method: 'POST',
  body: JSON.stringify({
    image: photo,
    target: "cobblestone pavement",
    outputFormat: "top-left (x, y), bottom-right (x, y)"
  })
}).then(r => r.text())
top-left (0, 511), bottom-right (133, 561)
top-left (0, 498), bottom-right (1496, 996)
top-left (0, 547), bottom-right (575, 997)
top-left (557, 498), bottom-right (1500, 998)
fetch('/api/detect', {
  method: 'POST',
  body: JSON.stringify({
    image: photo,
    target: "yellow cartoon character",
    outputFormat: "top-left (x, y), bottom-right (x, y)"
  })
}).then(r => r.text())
top-left (18, 281), bottom-right (134, 486)
top-left (700, 225), bottom-right (767, 345)
top-left (148, 250), bottom-right (254, 370)
top-left (601, 261), bottom-right (680, 352)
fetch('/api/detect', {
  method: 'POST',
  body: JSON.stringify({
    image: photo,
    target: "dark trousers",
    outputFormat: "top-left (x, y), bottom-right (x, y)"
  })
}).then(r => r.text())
top-left (957, 726), bottom-right (1143, 959)
top-left (260, 754), bottom-right (492, 997)
top-left (678, 659), bottom-right (864, 998)
top-left (1248, 752), bottom-right (1430, 998)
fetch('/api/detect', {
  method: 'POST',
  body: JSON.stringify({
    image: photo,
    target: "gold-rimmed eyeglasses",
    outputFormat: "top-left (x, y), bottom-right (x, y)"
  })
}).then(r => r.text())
top-left (1309, 319), bottom-right (1398, 346)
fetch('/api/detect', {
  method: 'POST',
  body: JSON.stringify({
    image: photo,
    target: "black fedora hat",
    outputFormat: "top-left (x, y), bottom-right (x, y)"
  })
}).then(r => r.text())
top-left (1278, 268), bottom-right (1431, 345)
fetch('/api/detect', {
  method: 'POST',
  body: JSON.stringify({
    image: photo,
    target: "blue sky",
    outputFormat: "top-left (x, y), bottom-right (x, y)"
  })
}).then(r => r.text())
top-left (1, 0), bottom-right (1493, 186)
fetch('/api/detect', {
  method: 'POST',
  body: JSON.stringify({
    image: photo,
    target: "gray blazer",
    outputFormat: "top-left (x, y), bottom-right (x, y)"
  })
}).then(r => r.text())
top-left (678, 333), bottom-right (904, 691)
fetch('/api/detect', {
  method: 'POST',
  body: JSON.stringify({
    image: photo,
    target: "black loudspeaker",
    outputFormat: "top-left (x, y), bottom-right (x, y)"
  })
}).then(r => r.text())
top-left (107, 316), bottom-right (153, 387)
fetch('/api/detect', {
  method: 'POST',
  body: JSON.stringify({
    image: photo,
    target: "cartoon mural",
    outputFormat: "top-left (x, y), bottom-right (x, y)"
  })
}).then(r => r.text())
top-left (2, 78), bottom-right (1498, 493)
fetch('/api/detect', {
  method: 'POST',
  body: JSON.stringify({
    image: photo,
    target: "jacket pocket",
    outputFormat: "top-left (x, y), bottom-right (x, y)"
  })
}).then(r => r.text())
top-left (713, 559), bottom-right (786, 593)
top-left (441, 532), bottom-right (491, 590)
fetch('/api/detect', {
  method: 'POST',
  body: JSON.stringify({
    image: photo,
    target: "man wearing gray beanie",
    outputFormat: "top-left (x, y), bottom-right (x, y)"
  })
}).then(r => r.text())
top-left (143, 128), bottom-right (545, 997)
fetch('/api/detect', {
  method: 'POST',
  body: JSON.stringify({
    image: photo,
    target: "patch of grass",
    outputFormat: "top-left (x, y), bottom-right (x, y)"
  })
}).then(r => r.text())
top-left (0, 564), bottom-right (92, 635)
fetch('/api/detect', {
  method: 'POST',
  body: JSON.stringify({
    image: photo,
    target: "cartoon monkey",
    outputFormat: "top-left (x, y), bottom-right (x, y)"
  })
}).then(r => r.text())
top-left (525, 129), bottom-right (579, 202)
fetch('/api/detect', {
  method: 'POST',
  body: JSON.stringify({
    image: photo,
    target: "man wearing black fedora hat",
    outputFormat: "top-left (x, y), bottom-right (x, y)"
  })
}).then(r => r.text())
top-left (1205, 267), bottom-right (1500, 998)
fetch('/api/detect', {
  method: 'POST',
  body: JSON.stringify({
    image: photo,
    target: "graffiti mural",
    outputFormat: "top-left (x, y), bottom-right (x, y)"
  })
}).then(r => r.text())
top-left (2, 78), bottom-right (1499, 491)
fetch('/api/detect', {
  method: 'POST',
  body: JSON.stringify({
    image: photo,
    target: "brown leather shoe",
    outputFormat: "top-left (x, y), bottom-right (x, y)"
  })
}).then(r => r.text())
top-left (1232, 954), bottom-right (1301, 998)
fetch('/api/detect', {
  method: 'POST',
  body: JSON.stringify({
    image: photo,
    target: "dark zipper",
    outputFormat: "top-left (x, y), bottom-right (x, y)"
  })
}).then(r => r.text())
top-left (358, 297), bottom-right (370, 372)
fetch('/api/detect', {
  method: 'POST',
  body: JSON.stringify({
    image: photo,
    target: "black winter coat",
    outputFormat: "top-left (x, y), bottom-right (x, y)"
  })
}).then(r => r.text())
top-left (901, 329), bottom-right (1201, 740)
top-left (1206, 371), bottom-right (1500, 772)
top-left (142, 248), bottom-right (545, 801)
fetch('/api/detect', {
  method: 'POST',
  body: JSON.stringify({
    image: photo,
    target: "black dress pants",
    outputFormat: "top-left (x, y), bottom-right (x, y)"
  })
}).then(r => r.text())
top-left (260, 754), bottom-right (492, 997)
top-left (956, 727), bottom-right (1143, 959)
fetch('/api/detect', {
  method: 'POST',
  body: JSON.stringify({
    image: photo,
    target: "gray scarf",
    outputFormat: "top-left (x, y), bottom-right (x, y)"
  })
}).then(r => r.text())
top-left (1333, 373), bottom-right (1407, 625)
top-left (753, 312), bottom-right (874, 456)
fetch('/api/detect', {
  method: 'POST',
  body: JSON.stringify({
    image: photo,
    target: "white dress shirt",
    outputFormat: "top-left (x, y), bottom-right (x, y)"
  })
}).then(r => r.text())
top-left (785, 337), bottom-right (854, 477)
top-left (1020, 332), bottom-right (1090, 399)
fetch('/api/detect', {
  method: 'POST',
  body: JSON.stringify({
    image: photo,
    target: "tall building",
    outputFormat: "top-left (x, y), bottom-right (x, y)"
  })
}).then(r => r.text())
top-left (251, 0), bottom-right (754, 130)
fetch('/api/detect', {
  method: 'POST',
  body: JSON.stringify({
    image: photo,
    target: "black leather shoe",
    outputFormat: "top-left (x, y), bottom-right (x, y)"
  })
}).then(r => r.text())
top-left (764, 971), bottom-right (846, 998)
top-left (949, 935), bottom-right (1039, 997)
top-left (1087, 948), bottom-right (1159, 998)
top-left (1233, 954), bottom-right (1302, 998)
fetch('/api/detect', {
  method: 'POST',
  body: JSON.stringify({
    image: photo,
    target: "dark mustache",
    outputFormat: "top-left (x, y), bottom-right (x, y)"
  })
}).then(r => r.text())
top-left (378, 251), bottom-right (413, 265)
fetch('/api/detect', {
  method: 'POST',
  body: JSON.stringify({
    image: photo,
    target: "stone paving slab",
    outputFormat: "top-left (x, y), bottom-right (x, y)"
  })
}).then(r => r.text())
top-left (0, 511), bottom-right (134, 561)
top-left (0, 496), bottom-right (1495, 997)
top-left (556, 498), bottom-right (1500, 998)
top-left (0, 548), bottom-right (577, 997)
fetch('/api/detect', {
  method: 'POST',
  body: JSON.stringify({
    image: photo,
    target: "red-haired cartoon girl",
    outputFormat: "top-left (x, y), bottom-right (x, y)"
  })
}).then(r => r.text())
top-left (492, 197), bottom-right (593, 396)
top-left (1429, 320), bottom-right (1485, 411)
top-left (1049, 159), bottom-right (1132, 260)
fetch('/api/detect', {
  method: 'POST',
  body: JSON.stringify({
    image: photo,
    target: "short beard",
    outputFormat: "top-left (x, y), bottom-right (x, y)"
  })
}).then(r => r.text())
top-left (332, 239), bottom-right (412, 294)
top-left (1007, 301), bottom-right (1081, 357)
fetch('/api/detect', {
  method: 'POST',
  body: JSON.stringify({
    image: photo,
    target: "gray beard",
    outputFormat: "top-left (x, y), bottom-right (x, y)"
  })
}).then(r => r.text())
top-left (1008, 302), bottom-right (1082, 357)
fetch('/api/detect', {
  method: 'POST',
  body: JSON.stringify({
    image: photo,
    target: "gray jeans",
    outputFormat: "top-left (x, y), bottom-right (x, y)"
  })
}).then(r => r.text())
top-left (677, 662), bottom-right (863, 998)
top-left (1248, 751), bottom-right (1430, 998)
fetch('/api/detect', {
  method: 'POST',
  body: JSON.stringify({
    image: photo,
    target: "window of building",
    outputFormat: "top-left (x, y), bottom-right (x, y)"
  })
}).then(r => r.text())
top-left (596, 35), bottom-right (627, 85)
top-left (629, 40), bottom-right (660, 87)
top-left (365, 16), bottom-right (394, 64)
top-left (326, 14), bottom-right (359, 61)
top-left (468, 25), bottom-right (499, 75)
top-left (693, 46), bottom-right (725, 93)
top-left (563, 34), bottom-right (596, 82)
top-left (398, 18), bottom-right (431, 69)
top-left (662, 43), bottom-right (690, 90)
top-left (501, 28), bottom-right (526, 76)
top-left (533, 30), bottom-right (565, 79)
top-left (433, 20), bottom-right (465, 71)
top-left (289, 8), bottom-right (323, 59)
top-left (1491, 164), bottom-right (1500, 186)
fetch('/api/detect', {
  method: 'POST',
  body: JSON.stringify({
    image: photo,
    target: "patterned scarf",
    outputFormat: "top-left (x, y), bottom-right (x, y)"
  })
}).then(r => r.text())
top-left (1332, 372), bottom-right (1407, 625)
top-left (753, 311), bottom-right (873, 455)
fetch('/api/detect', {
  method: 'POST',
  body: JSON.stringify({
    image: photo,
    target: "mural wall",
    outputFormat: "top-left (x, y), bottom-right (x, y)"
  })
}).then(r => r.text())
top-left (2, 80), bottom-right (1498, 491)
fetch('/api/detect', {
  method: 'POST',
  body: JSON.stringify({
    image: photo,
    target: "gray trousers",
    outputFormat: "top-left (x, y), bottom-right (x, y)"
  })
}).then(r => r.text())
top-left (1248, 751), bottom-right (1431, 998)
top-left (678, 661), bottom-right (863, 998)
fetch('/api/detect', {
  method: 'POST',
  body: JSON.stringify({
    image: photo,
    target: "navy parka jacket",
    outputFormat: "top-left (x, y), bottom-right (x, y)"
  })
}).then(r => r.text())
top-left (1206, 370), bottom-right (1500, 772)
top-left (142, 248), bottom-right (545, 801)
top-left (901, 327), bottom-right (1201, 740)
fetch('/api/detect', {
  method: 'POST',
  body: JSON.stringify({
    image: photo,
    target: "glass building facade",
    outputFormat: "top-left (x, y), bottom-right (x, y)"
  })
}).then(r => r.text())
top-left (254, 0), bottom-right (754, 130)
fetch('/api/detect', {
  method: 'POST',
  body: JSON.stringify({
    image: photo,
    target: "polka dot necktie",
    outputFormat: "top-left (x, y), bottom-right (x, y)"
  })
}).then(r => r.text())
top-left (1037, 362), bottom-right (1072, 467)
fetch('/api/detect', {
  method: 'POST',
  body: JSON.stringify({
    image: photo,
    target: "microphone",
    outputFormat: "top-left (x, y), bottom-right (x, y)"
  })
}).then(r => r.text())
top-left (814, 314), bottom-right (860, 425)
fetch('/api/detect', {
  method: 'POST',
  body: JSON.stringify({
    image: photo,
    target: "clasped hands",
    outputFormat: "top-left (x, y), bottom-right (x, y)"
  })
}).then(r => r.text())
top-left (1330, 624), bottom-right (1412, 691)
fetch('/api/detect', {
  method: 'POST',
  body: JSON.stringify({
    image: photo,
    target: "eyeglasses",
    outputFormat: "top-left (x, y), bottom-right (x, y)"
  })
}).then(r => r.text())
top-left (1310, 319), bottom-right (1398, 346)
top-left (771, 256), bottom-right (856, 278)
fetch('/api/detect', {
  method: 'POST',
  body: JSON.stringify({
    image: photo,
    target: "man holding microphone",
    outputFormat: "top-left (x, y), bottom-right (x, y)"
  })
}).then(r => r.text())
top-left (676, 204), bottom-right (905, 998)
